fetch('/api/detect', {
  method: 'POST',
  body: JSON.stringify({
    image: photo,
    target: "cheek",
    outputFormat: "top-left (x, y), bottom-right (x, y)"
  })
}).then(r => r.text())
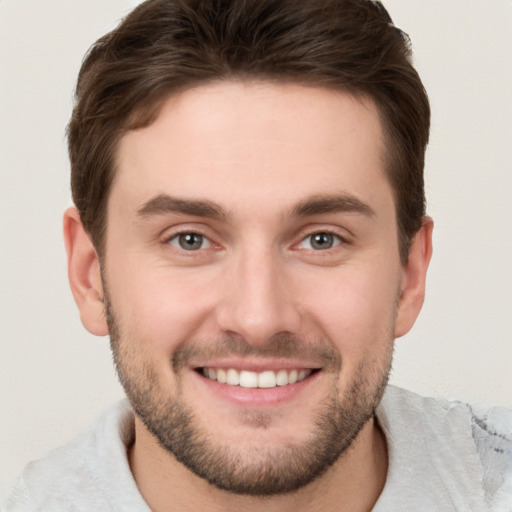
top-left (299, 265), bottom-right (400, 353)
top-left (106, 260), bottom-right (221, 352)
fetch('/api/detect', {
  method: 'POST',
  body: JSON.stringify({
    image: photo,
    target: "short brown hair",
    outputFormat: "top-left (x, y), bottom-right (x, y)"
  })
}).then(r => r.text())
top-left (68, 0), bottom-right (430, 262)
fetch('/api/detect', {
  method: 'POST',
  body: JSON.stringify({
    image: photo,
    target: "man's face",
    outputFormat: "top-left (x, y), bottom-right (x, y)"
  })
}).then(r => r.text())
top-left (102, 81), bottom-right (406, 494)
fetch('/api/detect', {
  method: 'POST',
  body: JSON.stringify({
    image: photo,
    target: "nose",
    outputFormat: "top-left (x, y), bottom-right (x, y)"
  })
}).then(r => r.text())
top-left (215, 246), bottom-right (301, 346)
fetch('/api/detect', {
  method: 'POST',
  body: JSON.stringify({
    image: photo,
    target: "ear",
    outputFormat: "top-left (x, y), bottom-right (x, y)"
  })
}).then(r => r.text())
top-left (394, 217), bottom-right (433, 338)
top-left (63, 207), bottom-right (109, 336)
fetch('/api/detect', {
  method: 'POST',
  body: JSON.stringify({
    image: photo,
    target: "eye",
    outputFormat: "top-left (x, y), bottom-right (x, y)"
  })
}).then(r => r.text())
top-left (168, 232), bottom-right (212, 251)
top-left (299, 232), bottom-right (342, 250)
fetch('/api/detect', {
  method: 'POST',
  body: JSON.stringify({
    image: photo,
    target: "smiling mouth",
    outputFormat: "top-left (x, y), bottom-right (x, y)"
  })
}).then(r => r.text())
top-left (198, 367), bottom-right (319, 389)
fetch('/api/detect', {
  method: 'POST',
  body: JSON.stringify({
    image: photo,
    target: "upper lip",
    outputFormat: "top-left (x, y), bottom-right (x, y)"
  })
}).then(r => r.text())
top-left (191, 358), bottom-right (323, 373)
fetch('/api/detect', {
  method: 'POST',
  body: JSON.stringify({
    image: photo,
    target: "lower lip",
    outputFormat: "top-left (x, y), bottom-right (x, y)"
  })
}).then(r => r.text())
top-left (191, 370), bottom-right (321, 407)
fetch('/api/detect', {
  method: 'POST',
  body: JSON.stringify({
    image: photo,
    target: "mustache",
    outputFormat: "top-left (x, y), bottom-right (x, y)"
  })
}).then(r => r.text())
top-left (171, 333), bottom-right (342, 372)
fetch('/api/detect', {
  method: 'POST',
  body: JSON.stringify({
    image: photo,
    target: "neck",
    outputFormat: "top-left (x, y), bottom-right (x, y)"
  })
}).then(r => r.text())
top-left (129, 416), bottom-right (388, 512)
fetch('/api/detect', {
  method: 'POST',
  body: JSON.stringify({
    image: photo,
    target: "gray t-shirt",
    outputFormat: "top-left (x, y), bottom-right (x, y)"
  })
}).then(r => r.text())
top-left (3, 386), bottom-right (512, 511)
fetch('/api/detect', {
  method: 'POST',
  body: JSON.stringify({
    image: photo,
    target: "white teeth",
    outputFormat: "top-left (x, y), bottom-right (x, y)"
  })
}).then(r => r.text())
top-left (258, 371), bottom-right (277, 388)
top-left (239, 370), bottom-right (258, 388)
top-left (216, 368), bottom-right (227, 384)
top-left (226, 368), bottom-right (240, 386)
top-left (201, 368), bottom-right (313, 388)
top-left (276, 369), bottom-right (288, 386)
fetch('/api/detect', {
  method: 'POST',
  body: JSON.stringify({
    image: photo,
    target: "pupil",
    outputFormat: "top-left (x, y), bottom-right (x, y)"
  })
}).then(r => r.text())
top-left (179, 233), bottom-right (202, 250)
top-left (312, 233), bottom-right (333, 250)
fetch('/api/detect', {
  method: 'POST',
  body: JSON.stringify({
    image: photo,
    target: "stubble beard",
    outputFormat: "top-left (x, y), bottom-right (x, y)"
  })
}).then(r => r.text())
top-left (104, 290), bottom-right (394, 496)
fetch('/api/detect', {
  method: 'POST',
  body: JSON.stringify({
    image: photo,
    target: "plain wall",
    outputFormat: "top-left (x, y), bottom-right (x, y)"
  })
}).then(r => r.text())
top-left (1, 0), bottom-right (511, 499)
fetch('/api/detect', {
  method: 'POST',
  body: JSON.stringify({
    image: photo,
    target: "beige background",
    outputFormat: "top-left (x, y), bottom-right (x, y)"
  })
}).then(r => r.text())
top-left (1, 0), bottom-right (511, 499)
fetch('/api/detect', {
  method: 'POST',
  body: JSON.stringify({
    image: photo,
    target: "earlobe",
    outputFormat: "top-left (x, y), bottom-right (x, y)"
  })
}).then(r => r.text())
top-left (63, 207), bottom-right (109, 336)
top-left (394, 217), bottom-right (433, 338)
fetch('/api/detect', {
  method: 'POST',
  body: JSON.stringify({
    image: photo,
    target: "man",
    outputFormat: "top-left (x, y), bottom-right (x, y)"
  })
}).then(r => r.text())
top-left (4, 0), bottom-right (511, 510)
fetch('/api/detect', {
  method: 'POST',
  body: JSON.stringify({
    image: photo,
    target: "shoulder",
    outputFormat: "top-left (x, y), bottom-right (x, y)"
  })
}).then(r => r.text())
top-left (464, 399), bottom-right (512, 508)
top-left (383, 386), bottom-right (512, 455)
top-left (377, 386), bottom-right (512, 511)
top-left (2, 401), bottom-right (138, 512)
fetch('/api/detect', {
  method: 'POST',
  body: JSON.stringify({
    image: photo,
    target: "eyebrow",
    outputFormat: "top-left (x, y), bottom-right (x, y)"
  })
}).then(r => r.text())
top-left (136, 192), bottom-right (375, 222)
top-left (137, 194), bottom-right (228, 220)
top-left (290, 194), bottom-right (376, 218)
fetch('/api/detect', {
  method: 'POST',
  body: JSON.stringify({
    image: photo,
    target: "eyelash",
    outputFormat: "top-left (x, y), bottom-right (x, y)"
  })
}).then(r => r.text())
top-left (166, 231), bottom-right (213, 251)
top-left (298, 231), bottom-right (344, 251)
top-left (163, 229), bottom-right (347, 253)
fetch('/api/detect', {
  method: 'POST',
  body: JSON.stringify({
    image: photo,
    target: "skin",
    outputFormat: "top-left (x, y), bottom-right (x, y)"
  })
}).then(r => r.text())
top-left (64, 81), bottom-right (433, 511)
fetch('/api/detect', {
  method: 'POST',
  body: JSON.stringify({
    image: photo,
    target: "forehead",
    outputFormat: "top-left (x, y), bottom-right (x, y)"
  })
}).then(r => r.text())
top-left (113, 81), bottom-right (391, 217)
